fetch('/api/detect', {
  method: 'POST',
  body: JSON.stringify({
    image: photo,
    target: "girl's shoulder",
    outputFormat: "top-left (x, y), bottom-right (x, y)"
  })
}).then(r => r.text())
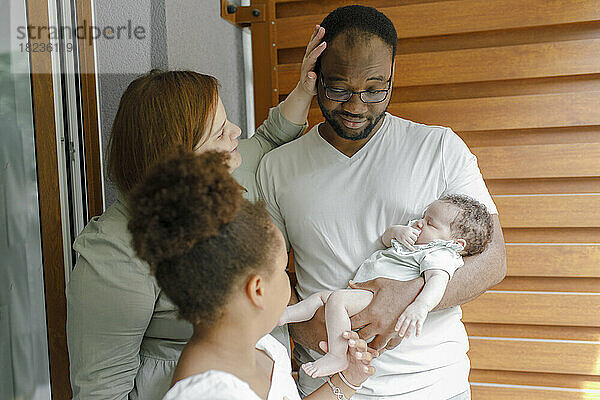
top-left (163, 370), bottom-right (260, 400)
top-left (163, 336), bottom-right (296, 400)
top-left (255, 334), bottom-right (290, 364)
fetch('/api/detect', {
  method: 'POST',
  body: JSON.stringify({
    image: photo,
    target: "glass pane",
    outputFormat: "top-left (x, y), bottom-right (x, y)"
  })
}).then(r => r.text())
top-left (1, 0), bottom-right (52, 399)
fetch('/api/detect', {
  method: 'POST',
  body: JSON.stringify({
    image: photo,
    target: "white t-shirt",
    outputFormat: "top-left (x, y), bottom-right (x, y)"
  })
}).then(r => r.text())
top-left (257, 114), bottom-right (497, 399)
top-left (162, 335), bottom-right (301, 400)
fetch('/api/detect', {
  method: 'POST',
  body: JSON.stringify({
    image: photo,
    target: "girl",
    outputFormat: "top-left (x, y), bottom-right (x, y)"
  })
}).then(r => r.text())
top-left (128, 151), bottom-right (378, 399)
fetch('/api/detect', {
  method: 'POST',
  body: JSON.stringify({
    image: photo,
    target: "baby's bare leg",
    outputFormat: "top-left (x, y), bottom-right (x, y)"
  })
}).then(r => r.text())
top-left (278, 290), bottom-right (333, 326)
top-left (302, 289), bottom-right (374, 378)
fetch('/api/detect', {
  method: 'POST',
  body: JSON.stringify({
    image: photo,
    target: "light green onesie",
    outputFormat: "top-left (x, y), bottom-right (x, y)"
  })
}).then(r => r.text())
top-left (66, 104), bottom-right (306, 400)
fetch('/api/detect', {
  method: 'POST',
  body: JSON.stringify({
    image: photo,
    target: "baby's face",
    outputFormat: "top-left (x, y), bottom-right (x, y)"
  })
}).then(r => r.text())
top-left (413, 200), bottom-right (460, 245)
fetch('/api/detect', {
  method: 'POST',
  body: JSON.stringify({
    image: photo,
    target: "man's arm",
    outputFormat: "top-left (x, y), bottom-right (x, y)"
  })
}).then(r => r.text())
top-left (349, 215), bottom-right (506, 351)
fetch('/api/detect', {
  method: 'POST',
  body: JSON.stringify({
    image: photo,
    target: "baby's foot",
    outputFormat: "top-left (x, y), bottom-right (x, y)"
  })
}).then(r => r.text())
top-left (301, 353), bottom-right (349, 378)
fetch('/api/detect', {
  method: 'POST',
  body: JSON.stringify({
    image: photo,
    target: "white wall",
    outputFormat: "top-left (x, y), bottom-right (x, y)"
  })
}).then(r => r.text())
top-left (166, 0), bottom-right (247, 131)
top-left (94, 0), bottom-right (246, 206)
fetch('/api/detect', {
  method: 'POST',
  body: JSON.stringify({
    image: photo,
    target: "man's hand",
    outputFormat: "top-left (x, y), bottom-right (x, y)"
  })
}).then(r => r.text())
top-left (349, 277), bottom-right (424, 351)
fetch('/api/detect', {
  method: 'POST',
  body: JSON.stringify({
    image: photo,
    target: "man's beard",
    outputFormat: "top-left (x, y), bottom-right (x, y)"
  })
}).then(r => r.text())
top-left (317, 95), bottom-right (387, 141)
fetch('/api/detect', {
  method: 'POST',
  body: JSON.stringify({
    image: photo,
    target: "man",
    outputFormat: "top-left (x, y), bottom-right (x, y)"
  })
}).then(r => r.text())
top-left (257, 5), bottom-right (506, 399)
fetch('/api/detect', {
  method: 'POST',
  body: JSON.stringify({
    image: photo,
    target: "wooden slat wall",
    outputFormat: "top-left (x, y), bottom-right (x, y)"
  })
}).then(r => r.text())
top-left (255, 0), bottom-right (600, 398)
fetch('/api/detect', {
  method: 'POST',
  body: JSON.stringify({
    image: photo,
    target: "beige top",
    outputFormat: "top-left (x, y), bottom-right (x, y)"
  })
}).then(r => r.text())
top-left (66, 105), bottom-right (306, 400)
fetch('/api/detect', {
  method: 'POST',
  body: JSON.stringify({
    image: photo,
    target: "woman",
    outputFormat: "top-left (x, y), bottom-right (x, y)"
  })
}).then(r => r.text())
top-left (129, 150), bottom-right (377, 399)
top-left (67, 26), bottom-right (326, 400)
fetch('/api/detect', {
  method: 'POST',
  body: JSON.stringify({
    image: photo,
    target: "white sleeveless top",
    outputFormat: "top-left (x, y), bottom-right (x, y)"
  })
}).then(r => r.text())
top-left (162, 334), bottom-right (301, 400)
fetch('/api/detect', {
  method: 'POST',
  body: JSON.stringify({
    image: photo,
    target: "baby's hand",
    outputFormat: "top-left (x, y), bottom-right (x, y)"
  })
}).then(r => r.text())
top-left (395, 301), bottom-right (429, 338)
top-left (381, 225), bottom-right (421, 250)
top-left (411, 219), bottom-right (424, 230)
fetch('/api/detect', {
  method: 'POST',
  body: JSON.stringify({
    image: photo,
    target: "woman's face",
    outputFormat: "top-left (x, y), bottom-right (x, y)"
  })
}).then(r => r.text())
top-left (196, 96), bottom-right (242, 170)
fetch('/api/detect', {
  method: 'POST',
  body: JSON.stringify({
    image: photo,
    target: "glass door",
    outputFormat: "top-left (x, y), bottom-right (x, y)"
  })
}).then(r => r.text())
top-left (1, 0), bottom-right (52, 398)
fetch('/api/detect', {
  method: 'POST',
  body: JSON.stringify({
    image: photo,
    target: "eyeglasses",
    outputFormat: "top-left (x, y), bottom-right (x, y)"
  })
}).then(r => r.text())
top-left (319, 68), bottom-right (393, 104)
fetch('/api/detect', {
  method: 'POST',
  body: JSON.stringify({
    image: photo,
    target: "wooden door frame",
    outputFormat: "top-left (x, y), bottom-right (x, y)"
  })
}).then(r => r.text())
top-left (26, 0), bottom-right (69, 396)
top-left (220, 0), bottom-right (278, 127)
top-left (27, 0), bottom-right (102, 398)
top-left (249, 0), bottom-right (278, 128)
top-left (77, 0), bottom-right (104, 219)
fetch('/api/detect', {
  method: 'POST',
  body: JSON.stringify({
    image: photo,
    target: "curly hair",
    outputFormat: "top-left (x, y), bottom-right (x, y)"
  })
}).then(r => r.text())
top-left (315, 5), bottom-right (397, 75)
top-left (128, 150), bottom-right (278, 328)
top-left (440, 194), bottom-right (494, 256)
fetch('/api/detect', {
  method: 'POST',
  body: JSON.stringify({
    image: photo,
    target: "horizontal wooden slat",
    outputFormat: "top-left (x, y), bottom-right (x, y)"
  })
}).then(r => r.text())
top-left (503, 228), bottom-right (600, 243)
top-left (465, 323), bottom-right (600, 342)
top-left (308, 92), bottom-right (600, 132)
top-left (395, 38), bottom-right (600, 87)
top-left (462, 292), bottom-right (600, 327)
top-left (390, 74), bottom-right (600, 104)
top-left (459, 126), bottom-right (600, 148)
top-left (506, 245), bottom-right (600, 278)
top-left (495, 277), bottom-right (600, 293)
top-left (469, 338), bottom-right (600, 375)
top-left (486, 178), bottom-right (600, 195)
top-left (394, 91), bottom-right (600, 132)
top-left (473, 143), bottom-right (600, 179)
top-left (494, 195), bottom-right (600, 228)
top-left (397, 20), bottom-right (600, 56)
top-left (471, 370), bottom-right (600, 393)
top-left (470, 384), bottom-right (596, 400)
top-left (275, 0), bottom-right (600, 49)
top-left (471, 369), bottom-right (600, 391)
top-left (276, 0), bottom-right (413, 18)
top-left (278, 38), bottom-right (600, 92)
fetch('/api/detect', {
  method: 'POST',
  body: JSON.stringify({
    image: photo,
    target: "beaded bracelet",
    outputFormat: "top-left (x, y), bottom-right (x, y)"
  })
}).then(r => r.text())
top-left (338, 371), bottom-right (362, 391)
top-left (326, 377), bottom-right (349, 400)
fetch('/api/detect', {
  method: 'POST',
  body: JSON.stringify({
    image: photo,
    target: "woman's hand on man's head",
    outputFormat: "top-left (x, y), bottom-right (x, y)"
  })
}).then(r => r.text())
top-left (299, 25), bottom-right (327, 97)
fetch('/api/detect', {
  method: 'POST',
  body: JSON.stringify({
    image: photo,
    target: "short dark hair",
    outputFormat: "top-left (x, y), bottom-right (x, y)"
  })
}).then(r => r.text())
top-left (440, 194), bottom-right (494, 256)
top-left (315, 5), bottom-right (398, 75)
top-left (128, 150), bottom-right (278, 329)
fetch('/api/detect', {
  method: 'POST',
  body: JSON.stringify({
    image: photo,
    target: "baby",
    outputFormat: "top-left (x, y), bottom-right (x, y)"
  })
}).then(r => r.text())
top-left (279, 194), bottom-right (493, 378)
